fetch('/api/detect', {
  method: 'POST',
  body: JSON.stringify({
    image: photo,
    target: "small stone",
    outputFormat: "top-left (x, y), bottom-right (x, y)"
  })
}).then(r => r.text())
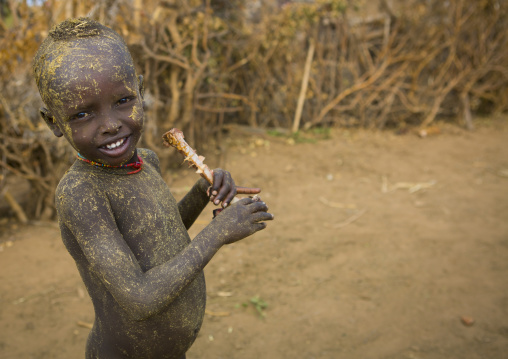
top-left (461, 316), bottom-right (475, 327)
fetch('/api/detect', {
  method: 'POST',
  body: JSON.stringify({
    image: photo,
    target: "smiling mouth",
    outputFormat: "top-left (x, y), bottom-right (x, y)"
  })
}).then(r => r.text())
top-left (103, 137), bottom-right (127, 150)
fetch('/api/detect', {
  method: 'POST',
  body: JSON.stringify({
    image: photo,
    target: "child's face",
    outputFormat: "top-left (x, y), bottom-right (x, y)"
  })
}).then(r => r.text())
top-left (43, 38), bottom-right (144, 166)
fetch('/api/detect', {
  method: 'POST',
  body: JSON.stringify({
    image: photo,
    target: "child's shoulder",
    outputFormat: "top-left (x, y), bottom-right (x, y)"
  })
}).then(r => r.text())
top-left (55, 161), bottom-right (102, 197)
top-left (137, 148), bottom-right (162, 173)
top-left (137, 148), bottom-right (159, 165)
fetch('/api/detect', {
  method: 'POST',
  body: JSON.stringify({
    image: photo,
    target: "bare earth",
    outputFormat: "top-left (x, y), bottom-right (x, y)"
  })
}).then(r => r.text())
top-left (1, 116), bottom-right (508, 359)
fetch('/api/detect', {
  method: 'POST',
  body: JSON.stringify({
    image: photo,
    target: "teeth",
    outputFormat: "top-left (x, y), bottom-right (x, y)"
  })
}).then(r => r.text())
top-left (106, 138), bottom-right (125, 150)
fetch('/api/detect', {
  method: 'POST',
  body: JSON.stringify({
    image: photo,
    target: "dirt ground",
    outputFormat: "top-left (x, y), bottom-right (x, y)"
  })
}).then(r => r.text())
top-left (1, 115), bottom-right (508, 359)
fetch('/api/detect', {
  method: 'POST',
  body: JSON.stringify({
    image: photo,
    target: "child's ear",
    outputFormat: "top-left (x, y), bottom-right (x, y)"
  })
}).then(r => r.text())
top-left (138, 75), bottom-right (145, 98)
top-left (138, 75), bottom-right (147, 109)
top-left (39, 107), bottom-right (63, 137)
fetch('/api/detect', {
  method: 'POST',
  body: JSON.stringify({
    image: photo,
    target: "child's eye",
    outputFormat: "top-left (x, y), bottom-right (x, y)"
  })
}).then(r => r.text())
top-left (70, 112), bottom-right (89, 121)
top-left (117, 97), bottom-right (133, 106)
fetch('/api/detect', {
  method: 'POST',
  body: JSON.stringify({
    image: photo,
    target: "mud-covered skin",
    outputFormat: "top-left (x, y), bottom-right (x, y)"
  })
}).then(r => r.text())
top-left (56, 150), bottom-right (271, 359)
top-left (34, 18), bottom-right (274, 359)
top-left (38, 37), bottom-right (143, 167)
top-left (57, 149), bottom-right (209, 358)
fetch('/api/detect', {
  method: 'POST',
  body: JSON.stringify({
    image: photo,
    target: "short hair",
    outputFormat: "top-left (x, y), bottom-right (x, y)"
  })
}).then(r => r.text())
top-left (33, 17), bottom-right (131, 105)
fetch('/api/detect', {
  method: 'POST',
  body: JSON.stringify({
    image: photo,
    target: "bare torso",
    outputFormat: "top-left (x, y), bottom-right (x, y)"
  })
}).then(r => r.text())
top-left (56, 149), bottom-right (206, 359)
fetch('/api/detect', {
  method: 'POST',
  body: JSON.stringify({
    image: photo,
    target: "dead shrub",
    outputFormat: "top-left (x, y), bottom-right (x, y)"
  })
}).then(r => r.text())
top-left (0, 0), bottom-right (506, 219)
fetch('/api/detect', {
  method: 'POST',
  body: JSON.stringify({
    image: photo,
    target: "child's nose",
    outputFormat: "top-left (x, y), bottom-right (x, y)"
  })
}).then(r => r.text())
top-left (101, 114), bottom-right (122, 134)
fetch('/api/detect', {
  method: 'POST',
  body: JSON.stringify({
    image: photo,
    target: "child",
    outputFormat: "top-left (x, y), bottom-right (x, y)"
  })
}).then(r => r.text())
top-left (33, 17), bottom-right (273, 359)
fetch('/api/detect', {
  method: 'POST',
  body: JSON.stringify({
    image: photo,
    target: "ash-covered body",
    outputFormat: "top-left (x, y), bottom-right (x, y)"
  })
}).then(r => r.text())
top-left (58, 149), bottom-right (206, 358)
top-left (32, 17), bottom-right (273, 359)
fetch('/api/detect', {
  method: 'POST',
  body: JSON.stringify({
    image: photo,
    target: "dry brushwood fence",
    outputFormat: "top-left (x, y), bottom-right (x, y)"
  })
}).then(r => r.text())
top-left (0, 0), bottom-right (507, 220)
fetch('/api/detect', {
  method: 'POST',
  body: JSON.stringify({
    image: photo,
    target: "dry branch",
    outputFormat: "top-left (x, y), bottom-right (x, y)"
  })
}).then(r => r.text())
top-left (2, 189), bottom-right (28, 224)
top-left (333, 209), bottom-right (367, 229)
top-left (1, 0), bottom-right (507, 219)
top-left (292, 39), bottom-right (315, 133)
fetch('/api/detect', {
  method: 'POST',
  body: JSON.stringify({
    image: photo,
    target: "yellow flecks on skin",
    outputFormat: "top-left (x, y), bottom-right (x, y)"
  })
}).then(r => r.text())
top-left (112, 64), bottom-right (131, 82)
top-left (89, 62), bottom-right (100, 71)
top-left (92, 79), bottom-right (100, 95)
top-left (130, 104), bottom-right (141, 122)
top-left (36, 44), bottom-right (139, 154)
top-left (36, 22), bottom-right (207, 355)
top-left (34, 27), bottom-right (132, 111)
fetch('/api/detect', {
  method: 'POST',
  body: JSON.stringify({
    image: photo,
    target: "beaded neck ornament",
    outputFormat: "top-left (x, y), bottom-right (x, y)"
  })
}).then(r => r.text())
top-left (76, 153), bottom-right (144, 174)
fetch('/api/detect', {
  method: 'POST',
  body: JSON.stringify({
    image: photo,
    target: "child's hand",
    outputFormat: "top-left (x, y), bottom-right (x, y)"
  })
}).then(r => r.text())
top-left (208, 169), bottom-right (237, 207)
top-left (210, 197), bottom-right (274, 245)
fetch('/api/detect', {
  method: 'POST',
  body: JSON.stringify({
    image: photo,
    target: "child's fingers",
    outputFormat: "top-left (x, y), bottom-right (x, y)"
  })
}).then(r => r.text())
top-left (251, 211), bottom-right (274, 223)
top-left (247, 201), bottom-right (269, 213)
top-left (221, 187), bottom-right (237, 207)
top-left (236, 197), bottom-right (255, 205)
top-left (213, 176), bottom-right (235, 205)
top-left (210, 170), bottom-right (224, 197)
top-left (252, 222), bottom-right (267, 232)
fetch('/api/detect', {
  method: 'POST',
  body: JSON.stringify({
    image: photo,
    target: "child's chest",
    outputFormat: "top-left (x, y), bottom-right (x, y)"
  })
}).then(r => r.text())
top-left (104, 170), bottom-right (190, 271)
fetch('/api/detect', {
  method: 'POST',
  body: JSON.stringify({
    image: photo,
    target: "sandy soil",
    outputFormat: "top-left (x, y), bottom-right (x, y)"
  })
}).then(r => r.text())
top-left (1, 116), bottom-right (508, 359)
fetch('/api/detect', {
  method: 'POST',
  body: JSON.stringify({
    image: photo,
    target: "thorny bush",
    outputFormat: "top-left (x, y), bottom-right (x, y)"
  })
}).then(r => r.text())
top-left (0, 0), bottom-right (507, 219)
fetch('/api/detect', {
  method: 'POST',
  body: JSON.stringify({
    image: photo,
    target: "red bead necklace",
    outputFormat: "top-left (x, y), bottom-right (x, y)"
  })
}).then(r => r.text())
top-left (76, 153), bottom-right (143, 174)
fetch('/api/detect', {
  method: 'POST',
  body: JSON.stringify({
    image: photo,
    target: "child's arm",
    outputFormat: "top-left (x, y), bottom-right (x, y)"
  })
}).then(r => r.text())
top-left (141, 148), bottom-right (237, 229)
top-left (177, 169), bottom-right (237, 229)
top-left (58, 182), bottom-right (272, 321)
